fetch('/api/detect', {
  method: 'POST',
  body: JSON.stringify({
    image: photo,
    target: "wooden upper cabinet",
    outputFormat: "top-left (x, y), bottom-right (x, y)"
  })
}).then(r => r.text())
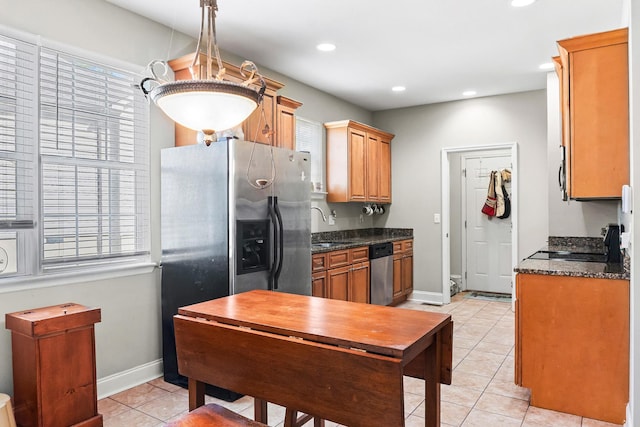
top-left (556, 28), bottom-right (629, 199)
top-left (324, 120), bottom-right (394, 203)
top-left (276, 96), bottom-right (303, 151)
top-left (167, 53), bottom-right (300, 149)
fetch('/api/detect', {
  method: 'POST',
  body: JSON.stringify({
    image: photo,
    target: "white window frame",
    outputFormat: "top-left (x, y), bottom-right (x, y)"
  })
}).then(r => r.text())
top-left (0, 26), bottom-right (151, 287)
top-left (295, 116), bottom-right (325, 196)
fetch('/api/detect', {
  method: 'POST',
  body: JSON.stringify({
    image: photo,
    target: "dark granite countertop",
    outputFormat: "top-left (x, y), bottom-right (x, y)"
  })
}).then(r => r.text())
top-left (311, 228), bottom-right (413, 254)
top-left (514, 236), bottom-right (629, 280)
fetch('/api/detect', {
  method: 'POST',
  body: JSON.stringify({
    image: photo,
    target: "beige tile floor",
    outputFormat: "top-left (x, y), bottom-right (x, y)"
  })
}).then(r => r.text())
top-left (98, 293), bottom-right (623, 427)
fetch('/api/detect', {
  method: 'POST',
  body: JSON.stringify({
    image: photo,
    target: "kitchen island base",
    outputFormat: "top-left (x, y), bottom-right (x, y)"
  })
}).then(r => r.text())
top-left (515, 273), bottom-right (629, 424)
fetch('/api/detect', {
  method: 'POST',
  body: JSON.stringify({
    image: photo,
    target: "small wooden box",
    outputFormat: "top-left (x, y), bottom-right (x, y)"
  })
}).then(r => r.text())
top-left (6, 303), bottom-right (102, 427)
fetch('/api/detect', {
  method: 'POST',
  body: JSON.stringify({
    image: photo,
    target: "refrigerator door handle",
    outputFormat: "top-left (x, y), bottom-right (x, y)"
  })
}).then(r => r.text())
top-left (267, 196), bottom-right (279, 291)
top-left (273, 197), bottom-right (284, 289)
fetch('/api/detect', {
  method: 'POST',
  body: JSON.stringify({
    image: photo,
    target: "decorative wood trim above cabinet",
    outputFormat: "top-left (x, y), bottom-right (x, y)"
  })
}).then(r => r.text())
top-left (167, 53), bottom-right (301, 149)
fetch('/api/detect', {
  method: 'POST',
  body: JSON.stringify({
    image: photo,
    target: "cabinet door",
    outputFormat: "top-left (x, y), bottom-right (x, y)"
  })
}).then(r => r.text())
top-left (312, 271), bottom-right (327, 298)
top-left (366, 133), bottom-right (379, 201)
top-left (243, 91), bottom-right (276, 145)
top-left (276, 103), bottom-right (296, 150)
top-left (349, 261), bottom-right (370, 303)
top-left (392, 255), bottom-right (403, 298)
top-left (327, 266), bottom-right (350, 301)
top-left (569, 43), bottom-right (628, 198)
top-left (40, 328), bottom-right (97, 427)
top-left (379, 137), bottom-right (392, 203)
top-left (401, 253), bottom-right (413, 295)
top-left (348, 128), bottom-right (367, 201)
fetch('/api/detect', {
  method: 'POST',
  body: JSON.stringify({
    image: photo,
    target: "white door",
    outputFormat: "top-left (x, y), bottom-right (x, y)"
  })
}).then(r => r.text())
top-left (464, 154), bottom-right (512, 294)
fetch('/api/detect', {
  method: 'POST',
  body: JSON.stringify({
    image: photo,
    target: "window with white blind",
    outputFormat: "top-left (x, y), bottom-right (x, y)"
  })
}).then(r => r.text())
top-left (295, 117), bottom-right (324, 191)
top-left (0, 29), bottom-right (150, 279)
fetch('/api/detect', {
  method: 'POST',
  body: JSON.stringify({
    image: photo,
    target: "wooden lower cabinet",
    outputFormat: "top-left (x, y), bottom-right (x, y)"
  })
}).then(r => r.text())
top-left (5, 303), bottom-right (102, 427)
top-left (349, 261), bottom-right (370, 304)
top-left (312, 270), bottom-right (327, 298)
top-left (312, 246), bottom-right (370, 303)
top-left (515, 273), bottom-right (629, 424)
top-left (327, 265), bottom-right (350, 301)
top-left (392, 239), bottom-right (414, 305)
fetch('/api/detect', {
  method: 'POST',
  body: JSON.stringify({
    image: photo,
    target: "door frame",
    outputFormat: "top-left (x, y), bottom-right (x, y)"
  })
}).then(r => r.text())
top-left (440, 143), bottom-right (518, 305)
top-left (460, 151), bottom-right (512, 294)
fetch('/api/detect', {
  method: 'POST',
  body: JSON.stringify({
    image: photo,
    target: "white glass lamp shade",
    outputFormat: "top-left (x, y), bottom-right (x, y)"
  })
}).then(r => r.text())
top-left (150, 80), bottom-right (260, 133)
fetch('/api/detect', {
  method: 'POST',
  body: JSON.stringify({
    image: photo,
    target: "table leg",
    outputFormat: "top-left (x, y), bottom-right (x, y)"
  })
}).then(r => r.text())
top-left (188, 378), bottom-right (205, 411)
top-left (424, 340), bottom-right (441, 427)
top-left (254, 398), bottom-right (268, 423)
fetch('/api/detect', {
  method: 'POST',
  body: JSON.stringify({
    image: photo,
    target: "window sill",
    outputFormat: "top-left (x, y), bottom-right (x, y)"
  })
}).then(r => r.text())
top-left (311, 191), bottom-right (328, 200)
top-left (0, 261), bottom-right (158, 294)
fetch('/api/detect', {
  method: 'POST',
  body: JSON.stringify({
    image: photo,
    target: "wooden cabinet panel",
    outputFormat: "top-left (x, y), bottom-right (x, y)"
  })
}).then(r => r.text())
top-left (391, 239), bottom-right (414, 305)
top-left (350, 261), bottom-right (370, 304)
top-left (276, 96), bottom-right (302, 150)
top-left (325, 120), bottom-right (394, 203)
top-left (393, 255), bottom-right (403, 298)
top-left (312, 253), bottom-right (327, 272)
top-left (366, 133), bottom-right (379, 201)
top-left (401, 253), bottom-right (413, 295)
top-left (348, 129), bottom-right (367, 201)
top-left (516, 273), bottom-right (629, 423)
top-left (350, 246), bottom-right (369, 263)
top-left (556, 28), bottom-right (629, 199)
top-left (312, 271), bottom-right (327, 298)
top-left (327, 265), bottom-right (350, 301)
top-left (379, 138), bottom-right (392, 203)
top-left (327, 250), bottom-right (350, 269)
top-left (243, 91), bottom-right (276, 144)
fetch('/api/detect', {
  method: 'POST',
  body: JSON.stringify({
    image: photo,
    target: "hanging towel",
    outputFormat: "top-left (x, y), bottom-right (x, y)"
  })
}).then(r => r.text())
top-left (495, 171), bottom-right (505, 217)
top-left (481, 171), bottom-right (497, 217)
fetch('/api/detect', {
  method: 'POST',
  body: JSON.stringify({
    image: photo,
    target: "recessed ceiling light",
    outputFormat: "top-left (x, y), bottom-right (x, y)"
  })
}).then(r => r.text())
top-left (462, 90), bottom-right (477, 97)
top-left (316, 43), bottom-right (336, 52)
top-left (511, 0), bottom-right (535, 7)
top-left (392, 86), bottom-right (406, 92)
top-left (539, 62), bottom-right (555, 70)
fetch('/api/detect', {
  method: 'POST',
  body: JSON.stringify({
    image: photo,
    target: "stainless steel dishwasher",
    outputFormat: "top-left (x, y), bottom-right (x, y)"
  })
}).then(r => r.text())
top-left (369, 242), bottom-right (394, 305)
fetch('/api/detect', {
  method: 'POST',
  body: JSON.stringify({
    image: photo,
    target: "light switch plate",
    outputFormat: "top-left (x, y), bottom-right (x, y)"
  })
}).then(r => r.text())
top-left (434, 213), bottom-right (441, 224)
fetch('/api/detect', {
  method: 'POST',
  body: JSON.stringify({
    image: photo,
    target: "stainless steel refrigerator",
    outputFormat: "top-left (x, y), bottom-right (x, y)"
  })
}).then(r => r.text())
top-left (160, 139), bottom-right (311, 399)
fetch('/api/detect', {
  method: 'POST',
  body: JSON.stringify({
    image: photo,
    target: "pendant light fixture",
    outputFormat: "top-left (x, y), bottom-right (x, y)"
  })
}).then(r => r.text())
top-left (140, 0), bottom-right (266, 144)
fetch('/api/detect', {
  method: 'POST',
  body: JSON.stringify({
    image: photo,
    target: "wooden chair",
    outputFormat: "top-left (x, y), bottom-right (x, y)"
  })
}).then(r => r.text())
top-left (166, 403), bottom-right (267, 427)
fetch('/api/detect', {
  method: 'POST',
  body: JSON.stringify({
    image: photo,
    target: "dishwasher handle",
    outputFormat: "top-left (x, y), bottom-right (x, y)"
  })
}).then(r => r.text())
top-left (369, 242), bottom-right (394, 259)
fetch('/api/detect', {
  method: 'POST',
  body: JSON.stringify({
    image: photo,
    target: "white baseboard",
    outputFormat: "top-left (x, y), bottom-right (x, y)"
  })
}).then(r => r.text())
top-left (97, 359), bottom-right (163, 399)
top-left (408, 290), bottom-right (444, 306)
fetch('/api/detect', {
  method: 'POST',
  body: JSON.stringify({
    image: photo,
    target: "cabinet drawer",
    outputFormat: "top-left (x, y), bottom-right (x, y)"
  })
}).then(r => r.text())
top-left (393, 242), bottom-right (403, 254)
top-left (403, 240), bottom-right (413, 253)
top-left (350, 246), bottom-right (369, 263)
top-left (327, 250), bottom-right (351, 269)
top-left (312, 253), bottom-right (327, 272)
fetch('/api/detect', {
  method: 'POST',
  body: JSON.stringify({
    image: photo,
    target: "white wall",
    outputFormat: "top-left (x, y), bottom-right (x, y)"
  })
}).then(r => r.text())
top-left (0, 0), bottom-right (375, 396)
top-left (545, 73), bottom-right (620, 236)
top-left (373, 90), bottom-right (549, 295)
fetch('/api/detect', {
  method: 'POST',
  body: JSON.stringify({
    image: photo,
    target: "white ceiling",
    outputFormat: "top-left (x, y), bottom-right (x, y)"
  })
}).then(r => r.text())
top-left (106, 0), bottom-right (626, 111)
